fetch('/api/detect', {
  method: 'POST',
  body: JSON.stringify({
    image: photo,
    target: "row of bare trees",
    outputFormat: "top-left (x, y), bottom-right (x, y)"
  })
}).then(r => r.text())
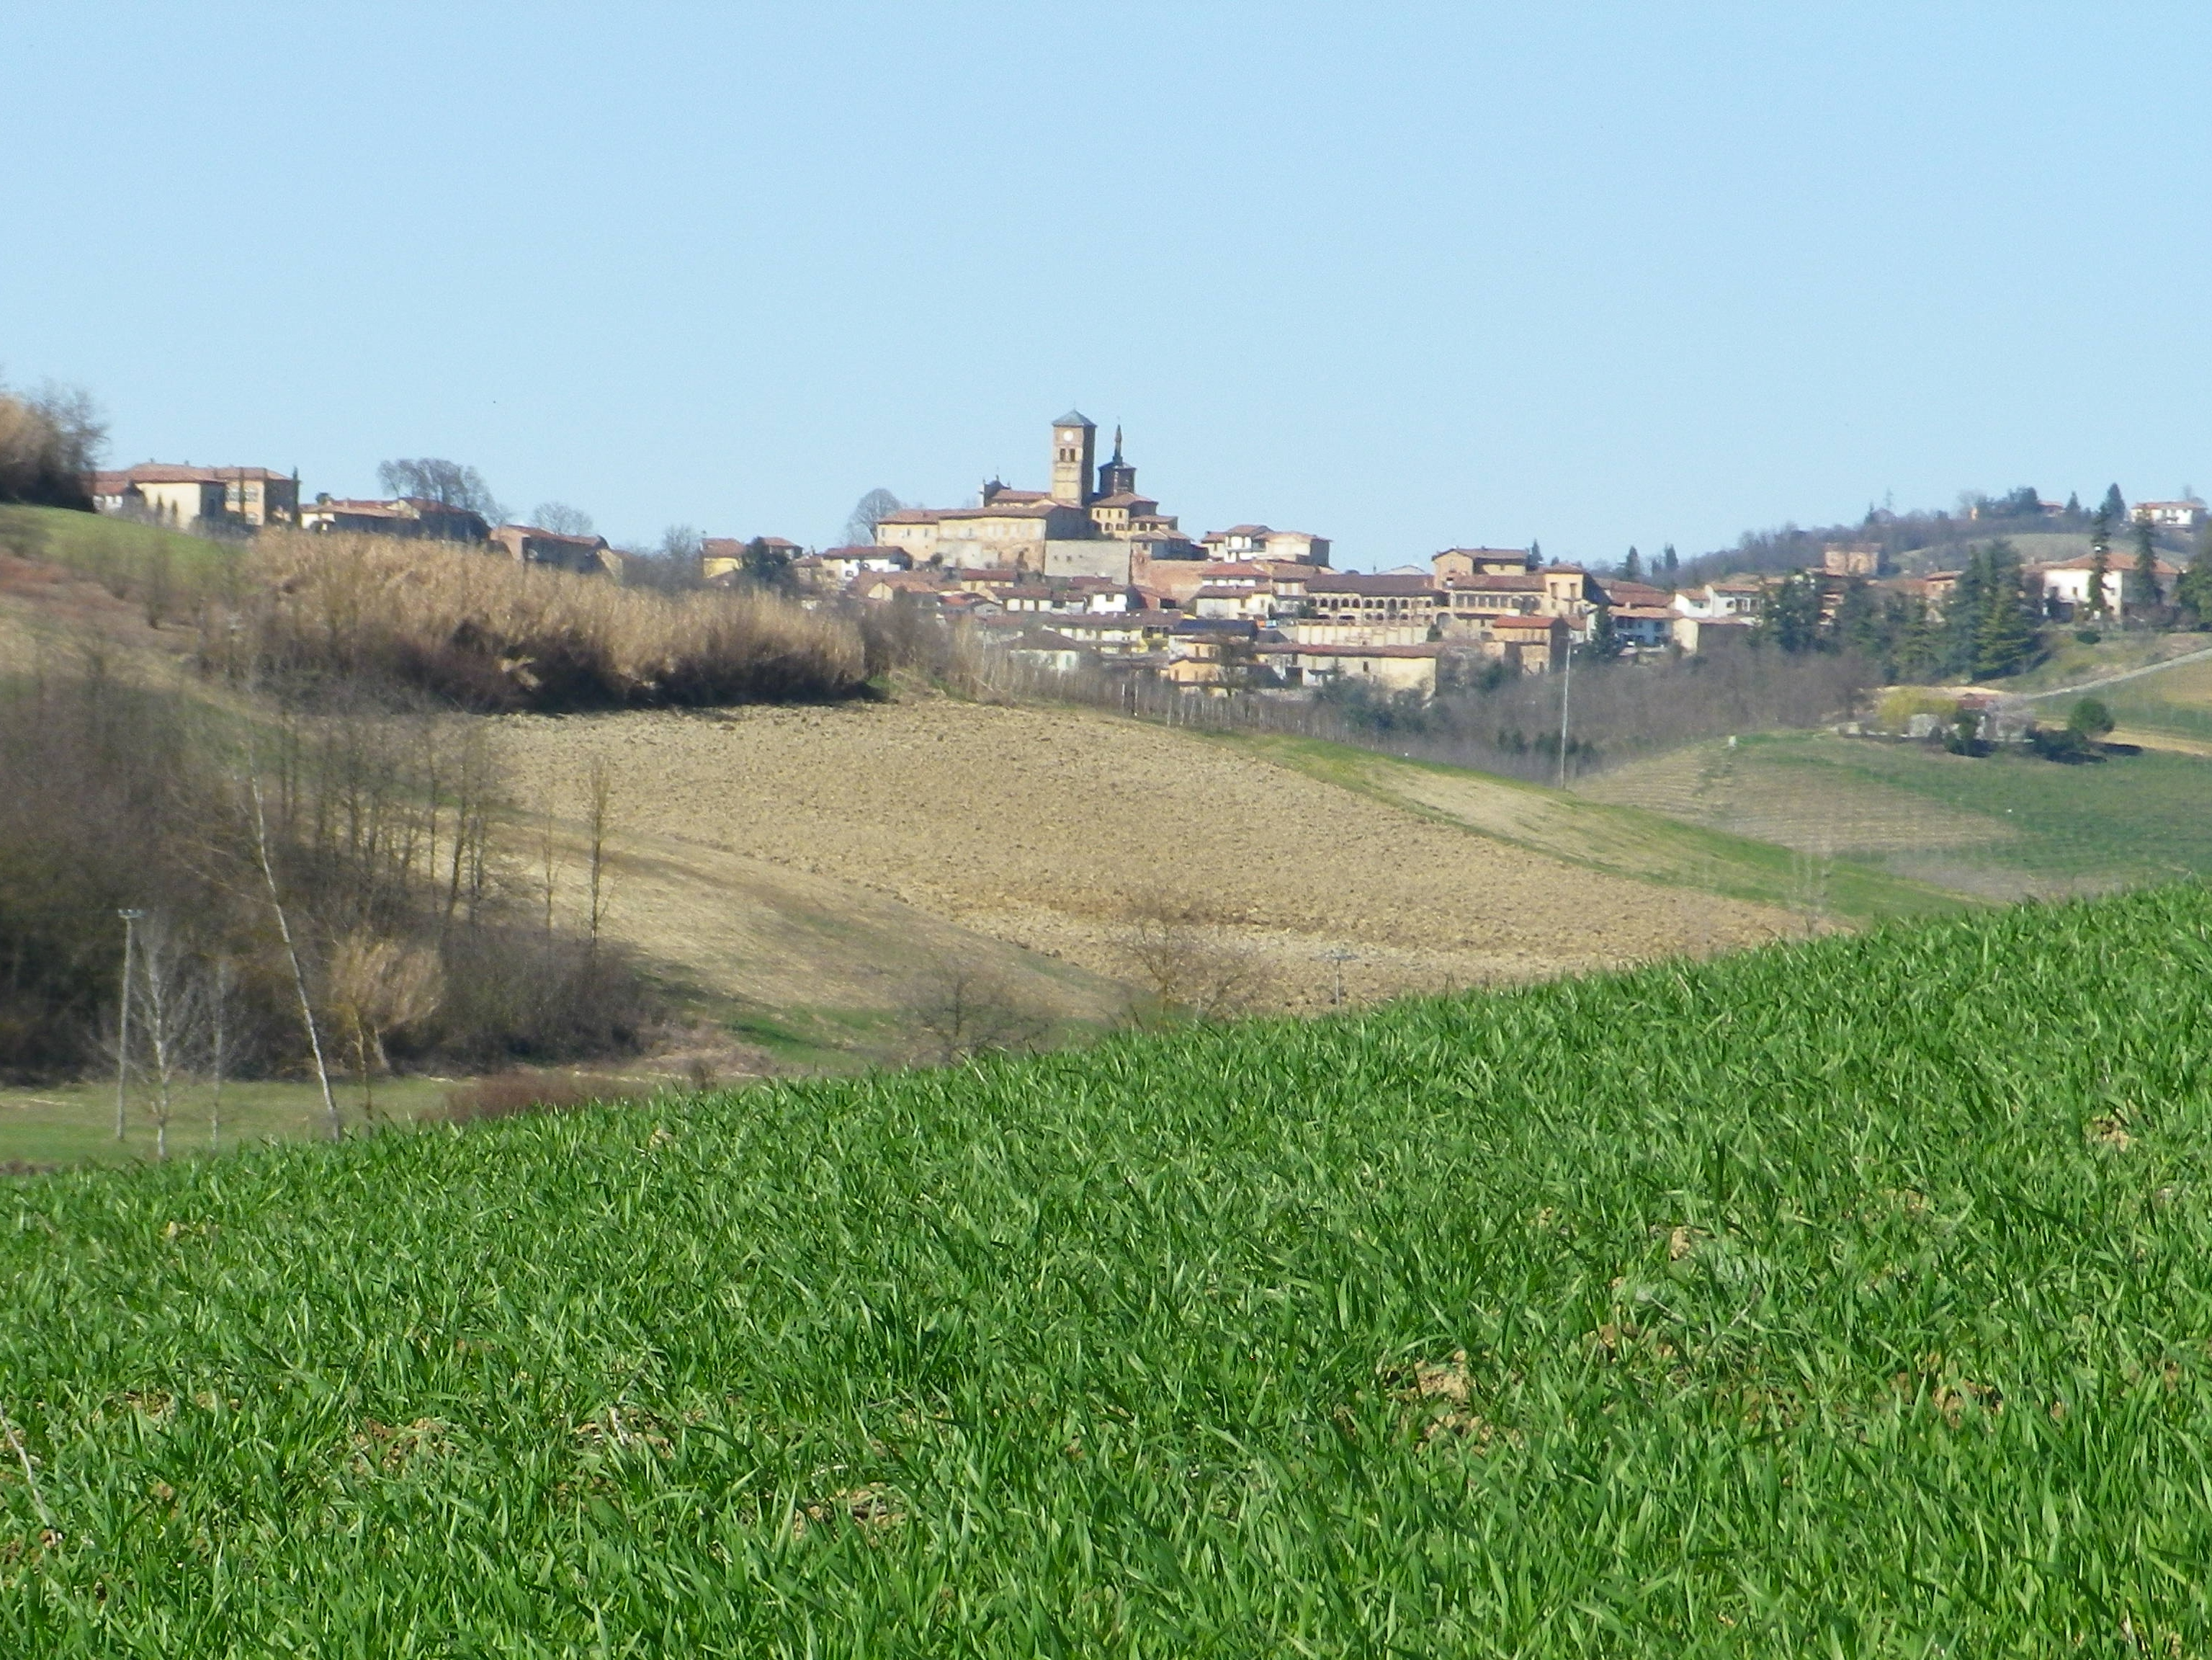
top-left (0, 645), bottom-right (657, 1141)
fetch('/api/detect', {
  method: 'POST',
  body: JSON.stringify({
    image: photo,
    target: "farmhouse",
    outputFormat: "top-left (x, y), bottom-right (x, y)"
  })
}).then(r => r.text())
top-left (488, 523), bottom-right (617, 575)
top-left (301, 495), bottom-right (489, 541)
top-left (94, 463), bottom-right (299, 529)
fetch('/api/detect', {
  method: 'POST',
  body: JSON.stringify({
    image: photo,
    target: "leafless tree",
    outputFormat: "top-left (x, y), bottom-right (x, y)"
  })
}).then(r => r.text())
top-left (375, 458), bottom-right (504, 521)
top-left (583, 757), bottom-right (616, 956)
top-left (1122, 896), bottom-right (1273, 1022)
top-left (530, 501), bottom-right (595, 537)
top-left (843, 488), bottom-right (903, 548)
top-left (131, 915), bottom-right (205, 1161)
top-left (908, 954), bottom-right (1049, 1065)
top-left (243, 766), bottom-right (340, 1140)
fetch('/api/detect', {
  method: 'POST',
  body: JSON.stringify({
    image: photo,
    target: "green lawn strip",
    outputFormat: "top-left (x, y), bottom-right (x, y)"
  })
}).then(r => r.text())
top-left (4, 888), bottom-right (2212, 1650)
top-left (1209, 728), bottom-right (1959, 923)
top-left (0, 504), bottom-right (237, 588)
top-left (0, 1076), bottom-right (457, 1169)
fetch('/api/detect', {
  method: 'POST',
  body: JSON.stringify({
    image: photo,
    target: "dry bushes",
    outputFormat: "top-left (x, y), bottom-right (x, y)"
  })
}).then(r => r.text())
top-left (439, 1070), bottom-right (639, 1123)
top-left (229, 532), bottom-right (870, 711)
top-left (1121, 896), bottom-right (1274, 1022)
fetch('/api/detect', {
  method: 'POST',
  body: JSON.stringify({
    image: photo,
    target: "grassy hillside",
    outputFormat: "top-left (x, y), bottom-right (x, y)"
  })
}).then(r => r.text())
top-left (1582, 728), bottom-right (2212, 900)
top-left (1217, 731), bottom-right (1960, 923)
top-left (6, 887), bottom-right (2212, 1652)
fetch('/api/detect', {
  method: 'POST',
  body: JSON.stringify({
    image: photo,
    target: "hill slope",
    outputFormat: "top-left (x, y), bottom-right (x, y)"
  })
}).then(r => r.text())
top-left (493, 699), bottom-right (1804, 1017)
top-left (6, 887), bottom-right (2212, 1652)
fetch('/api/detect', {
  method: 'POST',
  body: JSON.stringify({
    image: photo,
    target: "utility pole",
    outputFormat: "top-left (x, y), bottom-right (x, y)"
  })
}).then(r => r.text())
top-left (1556, 625), bottom-right (1574, 789)
top-left (115, 908), bottom-right (144, 1141)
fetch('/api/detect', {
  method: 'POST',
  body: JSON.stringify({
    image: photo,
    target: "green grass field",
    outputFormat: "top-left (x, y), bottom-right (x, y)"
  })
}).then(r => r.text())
top-left (0, 503), bottom-right (235, 585)
top-left (6, 886), bottom-right (2212, 1653)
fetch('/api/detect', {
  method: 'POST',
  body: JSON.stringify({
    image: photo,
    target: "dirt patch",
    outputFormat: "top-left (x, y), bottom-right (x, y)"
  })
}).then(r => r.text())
top-left (490, 698), bottom-right (1795, 1012)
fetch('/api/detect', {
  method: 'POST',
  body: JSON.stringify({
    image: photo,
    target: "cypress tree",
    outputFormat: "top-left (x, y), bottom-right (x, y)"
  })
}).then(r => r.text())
top-left (1973, 541), bottom-right (2038, 678)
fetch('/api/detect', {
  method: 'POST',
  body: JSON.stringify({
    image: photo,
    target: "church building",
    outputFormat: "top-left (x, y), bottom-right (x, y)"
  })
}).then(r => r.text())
top-left (872, 411), bottom-right (1201, 581)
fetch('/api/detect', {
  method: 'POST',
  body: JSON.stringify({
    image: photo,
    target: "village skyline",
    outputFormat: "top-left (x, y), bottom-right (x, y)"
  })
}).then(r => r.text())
top-left (8, 5), bottom-right (2210, 563)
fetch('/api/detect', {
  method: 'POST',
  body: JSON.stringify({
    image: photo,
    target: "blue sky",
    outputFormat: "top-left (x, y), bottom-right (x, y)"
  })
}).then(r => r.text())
top-left (5, 3), bottom-right (2207, 567)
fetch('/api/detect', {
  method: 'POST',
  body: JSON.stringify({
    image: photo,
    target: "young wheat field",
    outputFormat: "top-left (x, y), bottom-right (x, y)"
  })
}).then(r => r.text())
top-left (6, 886), bottom-right (2212, 1654)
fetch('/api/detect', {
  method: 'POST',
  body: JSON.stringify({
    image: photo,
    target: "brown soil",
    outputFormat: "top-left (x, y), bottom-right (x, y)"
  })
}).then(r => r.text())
top-left (491, 696), bottom-right (1796, 1014)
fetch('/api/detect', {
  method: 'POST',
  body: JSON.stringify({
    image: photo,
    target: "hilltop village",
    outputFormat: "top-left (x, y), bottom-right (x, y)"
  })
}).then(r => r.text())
top-left (89, 412), bottom-right (2211, 702)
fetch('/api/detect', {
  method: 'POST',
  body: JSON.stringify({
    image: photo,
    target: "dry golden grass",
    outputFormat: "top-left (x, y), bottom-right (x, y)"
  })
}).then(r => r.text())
top-left (234, 531), bottom-right (869, 710)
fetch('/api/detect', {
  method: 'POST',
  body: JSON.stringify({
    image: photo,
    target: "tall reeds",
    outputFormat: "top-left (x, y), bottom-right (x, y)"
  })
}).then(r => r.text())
top-left (226, 532), bottom-right (870, 711)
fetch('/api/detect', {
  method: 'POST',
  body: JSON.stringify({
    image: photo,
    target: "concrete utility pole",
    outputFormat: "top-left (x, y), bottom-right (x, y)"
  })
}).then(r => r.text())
top-left (115, 909), bottom-right (144, 1141)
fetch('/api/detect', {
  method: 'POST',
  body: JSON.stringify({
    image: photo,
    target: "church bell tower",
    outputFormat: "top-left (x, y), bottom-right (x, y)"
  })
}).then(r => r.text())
top-left (1050, 410), bottom-right (1097, 506)
top-left (1096, 426), bottom-right (1137, 499)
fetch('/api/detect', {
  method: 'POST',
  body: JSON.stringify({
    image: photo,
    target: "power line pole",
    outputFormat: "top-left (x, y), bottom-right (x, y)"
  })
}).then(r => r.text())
top-left (115, 908), bottom-right (143, 1142)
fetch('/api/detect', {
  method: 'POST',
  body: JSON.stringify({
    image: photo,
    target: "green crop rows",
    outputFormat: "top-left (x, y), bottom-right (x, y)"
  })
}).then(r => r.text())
top-left (7, 888), bottom-right (2212, 1654)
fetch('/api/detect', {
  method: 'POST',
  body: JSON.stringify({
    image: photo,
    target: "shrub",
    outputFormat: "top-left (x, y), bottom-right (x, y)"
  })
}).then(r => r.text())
top-left (2067, 697), bottom-right (2115, 739)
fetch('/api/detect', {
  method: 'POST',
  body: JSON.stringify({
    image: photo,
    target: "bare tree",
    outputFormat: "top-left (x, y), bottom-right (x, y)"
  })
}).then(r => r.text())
top-left (531, 501), bottom-right (595, 537)
top-left (843, 488), bottom-right (903, 548)
top-left (132, 915), bottom-right (205, 1161)
top-left (376, 458), bottom-right (504, 522)
top-left (1123, 896), bottom-right (1273, 1022)
top-left (908, 955), bottom-right (1049, 1065)
top-left (583, 757), bottom-right (616, 957)
top-left (244, 767), bottom-right (340, 1141)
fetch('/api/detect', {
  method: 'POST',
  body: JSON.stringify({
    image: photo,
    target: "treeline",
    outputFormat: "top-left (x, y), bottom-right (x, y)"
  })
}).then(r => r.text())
top-left (1675, 482), bottom-right (2155, 589)
top-left (0, 660), bottom-right (657, 1102)
top-left (0, 381), bottom-right (104, 512)
top-left (962, 638), bottom-right (1877, 784)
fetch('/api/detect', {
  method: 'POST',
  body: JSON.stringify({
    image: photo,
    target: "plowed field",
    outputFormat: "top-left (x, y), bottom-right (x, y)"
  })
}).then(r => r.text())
top-left (492, 696), bottom-right (1797, 1014)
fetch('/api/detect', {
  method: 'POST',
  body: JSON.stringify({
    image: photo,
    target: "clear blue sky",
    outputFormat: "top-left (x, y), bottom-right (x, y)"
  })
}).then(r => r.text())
top-left (6, 3), bottom-right (2207, 567)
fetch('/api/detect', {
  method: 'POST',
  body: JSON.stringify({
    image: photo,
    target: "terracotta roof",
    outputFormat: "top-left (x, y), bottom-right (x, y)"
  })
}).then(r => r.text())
top-left (496, 524), bottom-right (606, 548)
top-left (1490, 614), bottom-right (1563, 631)
top-left (1443, 573), bottom-right (1547, 592)
top-left (1211, 524), bottom-right (1273, 538)
top-left (1089, 493), bottom-right (1158, 509)
top-left (104, 463), bottom-right (290, 486)
top-left (1307, 572), bottom-right (1438, 597)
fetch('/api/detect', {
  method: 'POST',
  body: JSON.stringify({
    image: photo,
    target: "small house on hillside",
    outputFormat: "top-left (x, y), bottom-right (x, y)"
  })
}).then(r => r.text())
top-left (488, 524), bottom-right (617, 576)
top-left (301, 496), bottom-right (489, 542)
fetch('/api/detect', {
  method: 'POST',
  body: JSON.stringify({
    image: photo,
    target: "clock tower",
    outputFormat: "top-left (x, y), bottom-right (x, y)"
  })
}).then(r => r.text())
top-left (1049, 410), bottom-right (1097, 506)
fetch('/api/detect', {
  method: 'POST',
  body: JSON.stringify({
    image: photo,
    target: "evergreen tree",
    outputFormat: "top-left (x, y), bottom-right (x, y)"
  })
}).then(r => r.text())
top-left (1763, 572), bottom-right (1824, 653)
top-left (2100, 483), bottom-right (2127, 523)
top-left (1972, 541), bottom-right (2039, 678)
top-left (2087, 507), bottom-right (2113, 620)
top-left (1661, 544), bottom-right (1678, 576)
top-left (1529, 540), bottom-right (1541, 564)
top-left (2133, 516), bottom-right (2162, 617)
top-left (1832, 576), bottom-right (1880, 661)
top-left (1941, 548), bottom-right (1992, 677)
top-left (2065, 491), bottom-right (2081, 517)
top-left (1621, 546), bottom-right (1642, 581)
top-left (2176, 527), bottom-right (2212, 628)
top-left (1891, 594), bottom-right (1942, 683)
